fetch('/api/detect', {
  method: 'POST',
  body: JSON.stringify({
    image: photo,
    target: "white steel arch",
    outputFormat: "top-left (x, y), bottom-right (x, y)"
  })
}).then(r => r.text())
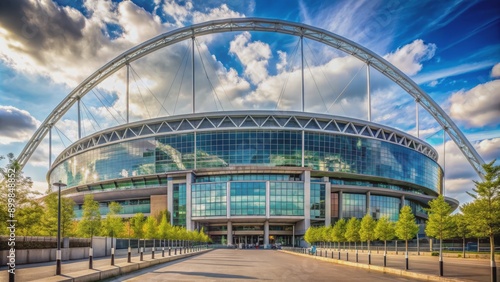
top-left (17, 17), bottom-right (485, 178)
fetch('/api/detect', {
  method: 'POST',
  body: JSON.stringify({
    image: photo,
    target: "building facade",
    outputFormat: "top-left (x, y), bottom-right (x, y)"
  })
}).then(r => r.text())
top-left (49, 111), bottom-right (457, 246)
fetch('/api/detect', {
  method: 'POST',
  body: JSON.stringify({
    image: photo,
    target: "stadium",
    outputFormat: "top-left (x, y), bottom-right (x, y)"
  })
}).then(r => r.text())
top-left (17, 18), bottom-right (484, 247)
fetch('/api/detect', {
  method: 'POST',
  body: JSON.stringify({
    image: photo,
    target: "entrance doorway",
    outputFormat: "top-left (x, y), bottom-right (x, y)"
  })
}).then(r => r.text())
top-left (233, 235), bottom-right (263, 248)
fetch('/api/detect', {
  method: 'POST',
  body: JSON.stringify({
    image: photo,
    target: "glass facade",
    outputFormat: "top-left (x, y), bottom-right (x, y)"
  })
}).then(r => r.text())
top-left (230, 182), bottom-right (266, 216)
top-left (74, 199), bottom-right (150, 218)
top-left (173, 183), bottom-right (186, 226)
top-left (270, 182), bottom-right (304, 216)
top-left (50, 129), bottom-right (441, 194)
top-left (191, 182), bottom-right (227, 217)
top-left (342, 193), bottom-right (366, 219)
top-left (370, 195), bottom-right (401, 221)
top-left (310, 183), bottom-right (325, 219)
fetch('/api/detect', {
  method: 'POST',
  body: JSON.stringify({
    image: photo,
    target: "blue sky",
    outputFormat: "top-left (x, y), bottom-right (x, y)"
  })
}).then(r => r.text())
top-left (0, 0), bottom-right (499, 205)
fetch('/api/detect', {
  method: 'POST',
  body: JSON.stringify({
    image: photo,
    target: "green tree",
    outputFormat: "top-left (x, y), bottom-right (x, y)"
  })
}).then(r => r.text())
top-left (0, 154), bottom-right (41, 235)
top-left (395, 205), bottom-right (419, 270)
top-left (452, 213), bottom-right (470, 259)
top-left (360, 214), bottom-right (377, 256)
top-left (304, 226), bottom-right (317, 245)
top-left (158, 212), bottom-right (171, 247)
top-left (131, 213), bottom-right (146, 250)
top-left (462, 161), bottom-right (500, 281)
top-left (425, 195), bottom-right (455, 275)
top-left (375, 216), bottom-right (395, 266)
top-left (332, 219), bottom-right (347, 250)
top-left (76, 194), bottom-right (101, 238)
top-left (345, 217), bottom-right (360, 250)
top-left (16, 199), bottom-right (43, 236)
top-left (101, 202), bottom-right (124, 238)
top-left (40, 193), bottom-right (76, 237)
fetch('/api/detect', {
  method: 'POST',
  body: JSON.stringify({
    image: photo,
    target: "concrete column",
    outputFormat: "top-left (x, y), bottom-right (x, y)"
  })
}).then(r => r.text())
top-left (366, 191), bottom-right (371, 216)
top-left (167, 177), bottom-right (174, 225)
top-left (338, 190), bottom-right (343, 219)
top-left (266, 181), bottom-right (270, 219)
top-left (186, 173), bottom-right (193, 230)
top-left (264, 221), bottom-right (270, 246)
top-left (325, 181), bottom-right (331, 226)
top-left (303, 170), bottom-right (311, 229)
top-left (227, 221), bottom-right (232, 246)
top-left (226, 182), bottom-right (231, 218)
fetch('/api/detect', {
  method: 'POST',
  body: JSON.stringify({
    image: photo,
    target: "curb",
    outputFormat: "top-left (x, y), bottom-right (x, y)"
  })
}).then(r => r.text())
top-left (280, 250), bottom-right (475, 282)
top-left (30, 249), bottom-right (212, 282)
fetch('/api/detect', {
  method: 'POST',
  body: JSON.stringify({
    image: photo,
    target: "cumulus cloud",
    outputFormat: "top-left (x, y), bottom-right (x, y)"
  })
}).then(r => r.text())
top-left (491, 62), bottom-right (500, 78)
top-left (0, 105), bottom-right (39, 145)
top-left (383, 39), bottom-right (436, 76)
top-left (229, 32), bottom-right (271, 85)
top-left (436, 137), bottom-right (500, 204)
top-left (449, 79), bottom-right (500, 128)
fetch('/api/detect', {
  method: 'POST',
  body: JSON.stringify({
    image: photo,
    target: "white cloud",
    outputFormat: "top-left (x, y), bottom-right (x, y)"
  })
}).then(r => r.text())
top-left (383, 39), bottom-right (436, 76)
top-left (0, 105), bottom-right (40, 145)
top-left (229, 32), bottom-right (271, 85)
top-left (435, 138), bottom-right (500, 204)
top-left (491, 62), bottom-right (500, 78)
top-left (449, 79), bottom-right (500, 127)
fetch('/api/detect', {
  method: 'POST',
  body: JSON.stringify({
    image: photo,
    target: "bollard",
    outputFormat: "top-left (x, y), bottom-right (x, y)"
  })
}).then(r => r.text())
top-left (383, 251), bottom-right (387, 267)
top-left (175, 248), bottom-right (177, 255)
top-left (346, 252), bottom-right (349, 261)
top-left (111, 247), bottom-right (115, 265)
top-left (405, 252), bottom-right (409, 270)
top-left (338, 251), bottom-right (340, 260)
top-left (152, 247), bottom-right (155, 259)
top-left (368, 251), bottom-right (371, 265)
top-left (169, 247), bottom-right (171, 256)
top-left (128, 246), bottom-right (131, 263)
top-left (140, 247), bottom-right (144, 261)
top-left (89, 248), bottom-right (93, 269)
top-left (162, 247), bottom-right (165, 257)
top-left (356, 249), bottom-right (358, 263)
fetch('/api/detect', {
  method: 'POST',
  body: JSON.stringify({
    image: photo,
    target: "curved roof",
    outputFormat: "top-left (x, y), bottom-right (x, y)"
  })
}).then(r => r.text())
top-left (17, 17), bottom-right (485, 179)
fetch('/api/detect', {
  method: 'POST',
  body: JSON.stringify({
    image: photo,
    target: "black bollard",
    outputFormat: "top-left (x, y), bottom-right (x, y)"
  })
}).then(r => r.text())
top-left (140, 247), bottom-right (144, 261)
top-left (89, 248), bottom-right (93, 269)
top-left (128, 246), bottom-right (131, 263)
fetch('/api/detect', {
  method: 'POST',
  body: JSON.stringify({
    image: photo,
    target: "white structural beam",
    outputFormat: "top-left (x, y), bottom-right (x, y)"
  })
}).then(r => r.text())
top-left (16, 18), bottom-right (484, 179)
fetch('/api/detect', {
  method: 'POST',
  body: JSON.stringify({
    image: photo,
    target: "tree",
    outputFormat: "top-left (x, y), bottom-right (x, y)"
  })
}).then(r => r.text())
top-left (40, 193), bottom-right (76, 237)
top-left (16, 199), bottom-right (43, 236)
top-left (304, 226), bottom-right (318, 245)
top-left (131, 213), bottom-right (146, 250)
top-left (76, 194), bottom-right (101, 238)
top-left (331, 219), bottom-right (347, 250)
top-left (452, 213), bottom-right (470, 259)
top-left (100, 202), bottom-right (124, 238)
top-left (345, 217), bottom-right (360, 250)
top-left (144, 216), bottom-right (158, 255)
top-left (395, 205), bottom-right (419, 270)
top-left (425, 195), bottom-right (455, 276)
top-left (375, 216), bottom-right (395, 267)
top-left (462, 160), bottom-right (500, 282)
top-left (360, 213), bottom-right (377, 263)
top-left (0, 154), bottom-right (41, 235)
top-left (158, 212), bottom-right (171, 247)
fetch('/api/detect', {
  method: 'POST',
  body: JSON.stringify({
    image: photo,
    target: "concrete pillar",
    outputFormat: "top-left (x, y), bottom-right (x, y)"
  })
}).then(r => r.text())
top-left (325, 181), bottom-right (331, 226)
top-left (227, 221), bottom-right (233, 246)
top-left (264, 220), bottom-right (269, 246)
top-left (266, 181), bottom-right (270, 218)
top-left (186, 173), bottom-right (193, 230)
top-left (303, 170), bottom-right (311, 229)
top-left (366, 191), bottom-right (371, 216)
top-left (167, 177), bottom-right (173, 225)
top-left (226, 182), bottom-right (231, 218)
top-left (338, 190), bottom-right (343, 219)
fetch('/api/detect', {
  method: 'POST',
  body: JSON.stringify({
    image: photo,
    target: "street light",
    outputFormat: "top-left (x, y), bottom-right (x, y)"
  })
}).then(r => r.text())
top-left (53, 180), bottom-right (67, 276)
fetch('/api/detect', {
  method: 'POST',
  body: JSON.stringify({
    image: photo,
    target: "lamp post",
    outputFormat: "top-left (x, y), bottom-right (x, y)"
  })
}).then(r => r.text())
top-left (53, 181), bottom-right (67, 276)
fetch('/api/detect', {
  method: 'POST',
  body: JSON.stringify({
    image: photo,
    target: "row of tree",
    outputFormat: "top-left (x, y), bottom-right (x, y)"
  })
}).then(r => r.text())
top-left (305, 205), bottom-right (419, 254)
top-left (0, 154), bottom-right (210, 244)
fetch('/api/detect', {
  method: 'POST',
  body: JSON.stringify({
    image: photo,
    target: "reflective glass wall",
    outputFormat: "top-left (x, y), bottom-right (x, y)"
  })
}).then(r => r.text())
top-left (51, 129), bottom-right (442, 193)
